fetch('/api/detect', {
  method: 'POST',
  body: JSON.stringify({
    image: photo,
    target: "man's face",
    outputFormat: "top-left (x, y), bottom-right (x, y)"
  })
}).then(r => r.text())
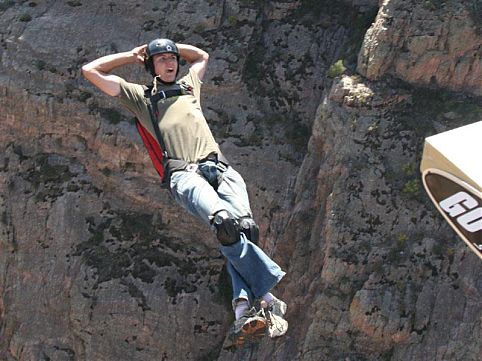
top-left (153, 53), bottom-right (178, 83)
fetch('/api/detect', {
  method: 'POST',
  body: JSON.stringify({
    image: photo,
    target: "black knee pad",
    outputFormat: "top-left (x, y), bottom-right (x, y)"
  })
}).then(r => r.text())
top-left (213, 210), bottom-right (239, 246)
top-left (238, 216), bottom-right (259, 244)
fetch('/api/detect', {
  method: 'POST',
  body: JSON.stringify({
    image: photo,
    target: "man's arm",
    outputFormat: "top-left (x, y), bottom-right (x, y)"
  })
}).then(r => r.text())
top-left (177, 43), bottom-right (209, 81)
top-left (82, 45), bottom-right (146, 97)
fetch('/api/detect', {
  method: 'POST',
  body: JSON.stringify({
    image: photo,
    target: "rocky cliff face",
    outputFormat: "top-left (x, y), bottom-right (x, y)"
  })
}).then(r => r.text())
top-left (0, 1), bottom-right (481, 361)
top-left (358, 0), bottom-right (482, 96)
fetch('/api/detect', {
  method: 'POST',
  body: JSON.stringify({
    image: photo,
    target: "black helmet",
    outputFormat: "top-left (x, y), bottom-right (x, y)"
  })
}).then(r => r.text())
top-left (144, 38), bottom-right (179, 77)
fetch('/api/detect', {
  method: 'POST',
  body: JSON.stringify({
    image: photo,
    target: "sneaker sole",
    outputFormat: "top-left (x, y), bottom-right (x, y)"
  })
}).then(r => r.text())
top-left (232, 318), bottom-right (267, 348)
top-left (242, 318), bottom-right (267, 338)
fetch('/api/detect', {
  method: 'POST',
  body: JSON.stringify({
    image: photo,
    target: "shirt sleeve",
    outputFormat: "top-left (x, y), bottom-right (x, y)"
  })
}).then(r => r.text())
top-left (117, 79), bottom-right (148, 119)
top-left (179, 68), bottom-right (202, 103)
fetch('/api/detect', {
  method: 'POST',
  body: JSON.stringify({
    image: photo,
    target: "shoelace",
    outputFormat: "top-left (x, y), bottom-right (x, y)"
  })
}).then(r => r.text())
top-left (260, 300), bottom-right (287, 333)
top-left (259, 301), bottom-right (275, 329)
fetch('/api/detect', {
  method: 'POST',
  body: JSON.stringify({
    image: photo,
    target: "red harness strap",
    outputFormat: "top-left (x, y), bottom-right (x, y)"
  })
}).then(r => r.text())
top-left (135, 119), bottom-right (165, 181)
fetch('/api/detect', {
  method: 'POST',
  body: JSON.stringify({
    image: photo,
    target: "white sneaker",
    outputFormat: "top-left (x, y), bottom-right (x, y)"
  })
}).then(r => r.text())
top-left (260, 299), bottom-right (288, 338)
top-left (267, 296), bottom-right (287, 317)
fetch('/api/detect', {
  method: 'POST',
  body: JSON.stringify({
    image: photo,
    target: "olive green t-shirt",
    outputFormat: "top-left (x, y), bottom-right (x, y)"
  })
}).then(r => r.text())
top-left (118, 68), bottom-right (220, 163)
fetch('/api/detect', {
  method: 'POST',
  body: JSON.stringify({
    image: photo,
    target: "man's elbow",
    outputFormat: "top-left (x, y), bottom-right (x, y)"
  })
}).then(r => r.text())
top-left (81, 64), bottom-right (93, 80)
top-left (202, 51), bottom-right (209, 62)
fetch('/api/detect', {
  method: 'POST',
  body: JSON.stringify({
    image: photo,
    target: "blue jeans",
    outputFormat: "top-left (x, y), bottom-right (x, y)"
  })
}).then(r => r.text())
top-left (169, 161), bottom-right (285, 305)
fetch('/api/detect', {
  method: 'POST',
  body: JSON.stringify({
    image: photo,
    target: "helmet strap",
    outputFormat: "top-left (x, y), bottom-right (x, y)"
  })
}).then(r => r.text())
top-left (154, 75), bottom-right (176, 87)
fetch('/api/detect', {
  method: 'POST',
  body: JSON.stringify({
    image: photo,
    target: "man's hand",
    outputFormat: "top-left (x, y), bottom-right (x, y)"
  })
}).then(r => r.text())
top-left (177, 43), bottom-right (209, 81)
top-left (131, 44), bottom-right (147, 65)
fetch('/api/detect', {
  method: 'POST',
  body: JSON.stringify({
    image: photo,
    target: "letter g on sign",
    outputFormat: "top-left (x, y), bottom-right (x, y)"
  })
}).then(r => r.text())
top-left (439, 191), bottom-right (477, 217)
top-left (439, 191), bottom-right (482, 232)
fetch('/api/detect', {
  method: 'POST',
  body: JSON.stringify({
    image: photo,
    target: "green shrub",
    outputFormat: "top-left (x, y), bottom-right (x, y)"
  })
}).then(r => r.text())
top-left (423, 0), bottom-right (446, 11)
top-left (19, 13), bottom-right (32, 22)
top-left (228, 15), bottom-right (237, 26)
top-left (402, 179), bottom-right (420, 196)
top-left (327, 60), bottom-right (346, 78)
top-left (33, 59), bottom-right (46, 70)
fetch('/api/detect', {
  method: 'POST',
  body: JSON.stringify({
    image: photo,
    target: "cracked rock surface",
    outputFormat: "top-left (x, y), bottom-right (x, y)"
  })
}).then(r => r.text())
top-left (1, 1), bottom-right (481, 360)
